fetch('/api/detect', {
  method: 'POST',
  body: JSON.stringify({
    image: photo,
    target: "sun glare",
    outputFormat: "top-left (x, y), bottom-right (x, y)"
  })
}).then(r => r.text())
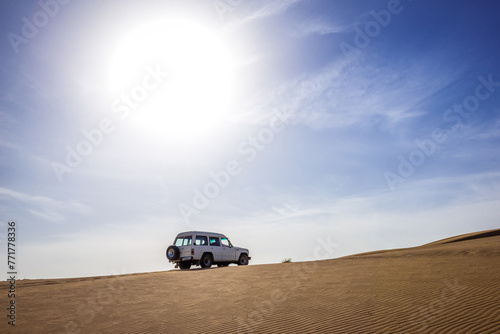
top-left (109, 19), bottom-right (235, 139)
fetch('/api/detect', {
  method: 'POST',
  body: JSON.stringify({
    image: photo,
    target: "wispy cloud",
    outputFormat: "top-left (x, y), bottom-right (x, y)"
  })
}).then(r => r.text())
top-left (204, 170), bottom-right (500, 230)
top-left (235, 57), bottom-right (458, 130)
top-left (0, 187), bottom-right (91, 223)
top-left (292, 19), bottom-right (346, 38)
top-left (246, 0), bottom-right (308, 21)
top-left (469, 118), bottom-right (500, 140)
top-left (0, 138), bottom-right (23, 151)
top-left (224, 0), bottom-right (308, 34)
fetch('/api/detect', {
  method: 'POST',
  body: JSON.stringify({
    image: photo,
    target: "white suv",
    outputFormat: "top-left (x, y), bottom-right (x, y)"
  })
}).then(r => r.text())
top-left (166, 231), bottom-right (251, 269)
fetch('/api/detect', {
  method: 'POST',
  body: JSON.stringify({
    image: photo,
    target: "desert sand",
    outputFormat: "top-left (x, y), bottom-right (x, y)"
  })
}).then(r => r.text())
top-left (2, 229), bottom-right (499, 333)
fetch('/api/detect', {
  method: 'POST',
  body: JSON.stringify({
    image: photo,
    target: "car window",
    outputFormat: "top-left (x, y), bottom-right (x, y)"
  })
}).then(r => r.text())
top-left (174, 237), bottom-right (183, 246)
top-left (221, 238), bottom-right (230, 247)
top-left (195, 236), bottom-right (208, 246)
top-left (209, 237), bottom-right (220, 246)
top-left (175, 237), bottom-right (192, 246)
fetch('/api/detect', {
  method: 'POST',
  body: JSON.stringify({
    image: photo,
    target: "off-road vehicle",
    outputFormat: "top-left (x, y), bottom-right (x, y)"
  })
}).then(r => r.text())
top-left (166, 231), bottom-right (251, 269)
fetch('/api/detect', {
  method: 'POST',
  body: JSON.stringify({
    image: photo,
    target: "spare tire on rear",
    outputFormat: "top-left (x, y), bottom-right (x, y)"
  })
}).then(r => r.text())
top-left (166, 246), bottom-right (180, 261)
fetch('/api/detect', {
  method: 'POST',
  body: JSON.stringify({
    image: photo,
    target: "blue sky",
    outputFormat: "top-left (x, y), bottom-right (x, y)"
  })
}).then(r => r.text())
top-left (1, 0), bottom-right (499, 279)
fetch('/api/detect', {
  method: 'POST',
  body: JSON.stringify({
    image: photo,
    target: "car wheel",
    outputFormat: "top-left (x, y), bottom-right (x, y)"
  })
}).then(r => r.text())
top-left (178, 261), bottom-right (191, 270)
top-left (200, 253), bottom-right (212, 268)
top-left (238, 254), bottom-right (249, 266)
top-left (166, 246), bottom-right (180, 261)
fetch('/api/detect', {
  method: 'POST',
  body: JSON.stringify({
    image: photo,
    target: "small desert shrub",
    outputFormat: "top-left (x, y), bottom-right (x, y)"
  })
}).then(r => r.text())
top-left (282, 258), bottom-right (292, 263)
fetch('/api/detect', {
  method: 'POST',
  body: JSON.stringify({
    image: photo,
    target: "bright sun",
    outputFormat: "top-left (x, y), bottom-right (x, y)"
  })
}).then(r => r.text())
top-left (109, 19), bottom-right (234, 139)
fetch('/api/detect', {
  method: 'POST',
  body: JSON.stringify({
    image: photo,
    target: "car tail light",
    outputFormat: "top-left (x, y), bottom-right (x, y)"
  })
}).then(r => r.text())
top-left (191, 248), bottom-right (194, 255)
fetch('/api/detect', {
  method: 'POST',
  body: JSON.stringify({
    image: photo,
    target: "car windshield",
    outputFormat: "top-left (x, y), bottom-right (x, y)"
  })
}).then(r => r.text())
top-left (175, 237), bottom-right (192, 246)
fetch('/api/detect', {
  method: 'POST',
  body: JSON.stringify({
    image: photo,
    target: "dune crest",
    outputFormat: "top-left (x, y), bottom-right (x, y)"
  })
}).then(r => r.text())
top-left (425, 228), bottom-right (500, 245)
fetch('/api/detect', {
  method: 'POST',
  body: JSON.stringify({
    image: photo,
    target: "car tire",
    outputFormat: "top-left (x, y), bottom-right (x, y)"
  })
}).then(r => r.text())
top-left (238, 254), bottom-right (249, 266)
top-left (200, 253), bottom-right (212, 268)
top-left (178, 261), bottom-right (191, 270)
top-left (166, 246), bottom-right (180, 261)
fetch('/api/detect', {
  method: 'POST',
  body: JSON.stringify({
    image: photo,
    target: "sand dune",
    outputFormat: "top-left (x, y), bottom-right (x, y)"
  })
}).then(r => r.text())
top-left (2, 229), bottom-right (499, 333)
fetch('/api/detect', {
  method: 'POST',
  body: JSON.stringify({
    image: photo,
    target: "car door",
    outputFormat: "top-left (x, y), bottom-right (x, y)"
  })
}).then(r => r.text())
top-left (208, 236), bottom-right (223, 262)
top-left (221, 237), bottom-right (237, 262)
top-left (193, 235), bottom-right (209, 260)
